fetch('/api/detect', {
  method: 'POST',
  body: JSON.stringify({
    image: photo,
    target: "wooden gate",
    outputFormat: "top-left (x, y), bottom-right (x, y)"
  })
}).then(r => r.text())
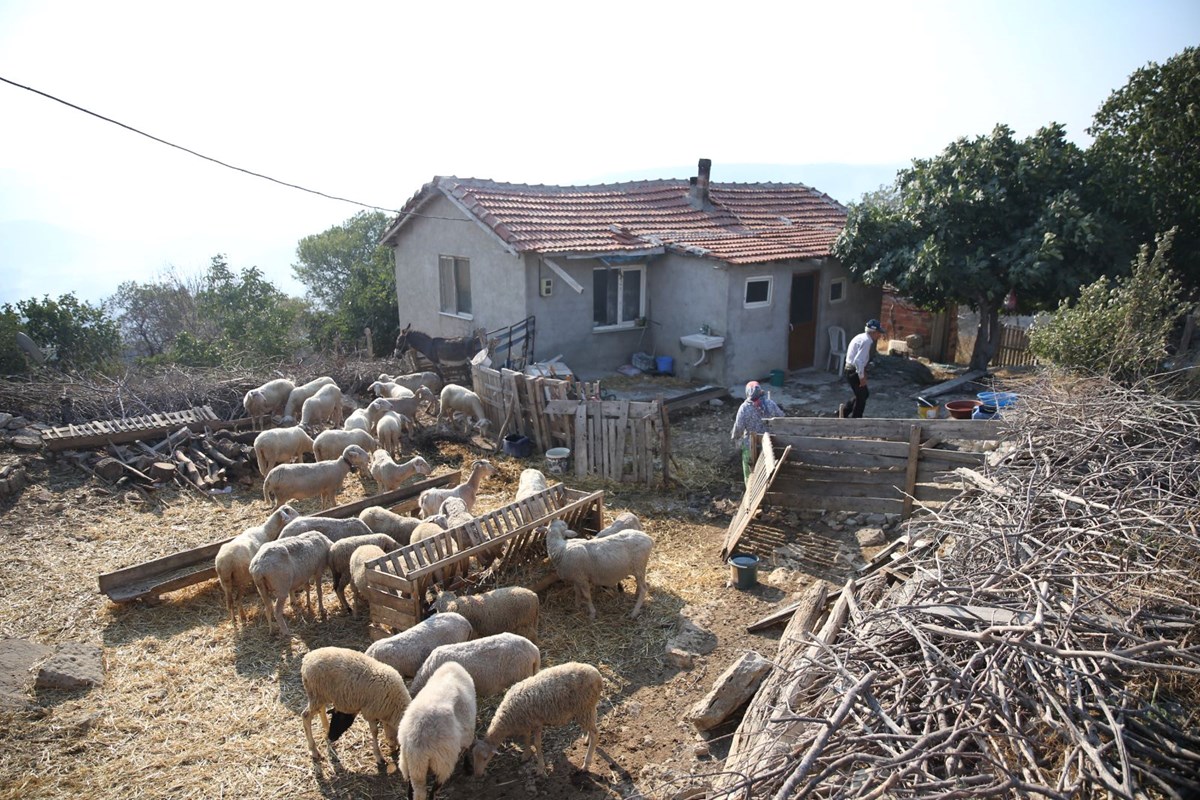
top-left (992, 324), bottom-right (1036, 367)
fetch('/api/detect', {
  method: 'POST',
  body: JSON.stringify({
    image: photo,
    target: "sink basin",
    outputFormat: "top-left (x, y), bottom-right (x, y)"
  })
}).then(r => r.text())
top-left (679, 333), bottom-right (725, 350)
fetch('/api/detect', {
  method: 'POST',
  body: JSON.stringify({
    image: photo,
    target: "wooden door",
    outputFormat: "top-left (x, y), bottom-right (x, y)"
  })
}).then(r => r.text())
top-left (788, 273), bottom-right (817, 369)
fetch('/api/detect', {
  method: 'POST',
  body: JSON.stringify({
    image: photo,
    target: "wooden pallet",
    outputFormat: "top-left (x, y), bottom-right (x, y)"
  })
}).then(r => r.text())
top-left (42, 405), bottom-right (230, 451)
top-left (365, 484), bottom-right (604, 632)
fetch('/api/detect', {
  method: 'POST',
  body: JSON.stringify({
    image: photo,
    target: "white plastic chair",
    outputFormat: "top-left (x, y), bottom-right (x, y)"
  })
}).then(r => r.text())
top-left (827, 326), bottom-right (847, 374)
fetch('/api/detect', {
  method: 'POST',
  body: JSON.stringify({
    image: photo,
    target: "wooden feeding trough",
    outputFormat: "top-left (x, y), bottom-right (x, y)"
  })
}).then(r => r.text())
top-left (364, 483), bottom-right (604, 632)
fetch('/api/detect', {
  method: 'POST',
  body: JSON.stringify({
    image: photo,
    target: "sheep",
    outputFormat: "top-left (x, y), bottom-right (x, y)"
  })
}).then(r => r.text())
top-left (327, 533), bottom-right (399, 614)
top-left (283, 376), bottom-right (336, 421)
top-left (243, 378), bottom-right (294, 429)
top-left (365, 611), bottom-right (474, 678)
top-left (417, 458), bottom-right (497, 518)
top-left (253, 425), bottom-right (315, 477)
top-left (544, 519), bottom-right (654, 619)
top-left (515, 468), bottom-right (549, 501)
top-left (343, 407), bottom-right (372, 432)
top-left (300, 383), bottom-right (344, 429)
top-left (596, 511), bottom-right (643, 538)
top-left (471, 662), bottom-right (603, 777)
top-left (410, 497), bottom-right (472, 545)
top-left (409, 632), bottom-right (540, 700)
top-left (214, 504), bottom-right (300, 625)
top-left (358, 506), bottom-right (424, 542)
top-left (373, 410), bottom-right (406, 457)
top-left (313, 427), bottom-right (377, 462)
top-left (348, 543), bottom-right (386, 613)
top-left (432, 586), bottom-right (539, 644)
top-left (408, 514), bottom-right (451, 546)
top-left (369, 450), bottom-right (432, 493)
top-left (262, 443), bottom-right (370, 510)
top-left (249, 530), bottom-right (332, 636)
top-left (374, 386), bottom-right (438, 423)
top-left (438, 384), bottom-right (486, 432)
top-left (300, 646), bottom-right (412, 768)
top-left (278, 514), bottom-right (373, 543)
top-left (397, 661), bottom-right (476, 800)
top-left (383, 370), bottom-right (444, 395)
top-left (368, 380), bottom-right (415, 399)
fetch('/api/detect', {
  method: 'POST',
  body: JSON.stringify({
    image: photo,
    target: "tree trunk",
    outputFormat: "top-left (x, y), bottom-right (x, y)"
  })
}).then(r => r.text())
top-left (968, 301), bottom-right (1001, 371)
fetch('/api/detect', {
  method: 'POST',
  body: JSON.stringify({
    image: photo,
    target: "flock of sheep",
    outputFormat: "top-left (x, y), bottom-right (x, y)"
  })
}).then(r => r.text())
top-left (209, 371), bottom-right (658, 797)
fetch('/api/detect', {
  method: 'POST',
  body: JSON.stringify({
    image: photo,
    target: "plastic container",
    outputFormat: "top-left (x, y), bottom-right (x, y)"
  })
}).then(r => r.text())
top-left (769, 369), bottom-right (786, 387)
top-left (945, 399), bottom-right (982, 419)
top-left (729, 553), bottom-right (760, 589)
top-left (972, 405), bottom-right (999, 420)
top-left (545, 447), bottom-right (571, 475)
top-left (917, 404), bottom-right (940, 419)
top-left (656, 355), bottom-right (674, 374)
top-left (977, 391), bottom-right (1018, 408)
top-left (502, 434), bottom-right (532, 458)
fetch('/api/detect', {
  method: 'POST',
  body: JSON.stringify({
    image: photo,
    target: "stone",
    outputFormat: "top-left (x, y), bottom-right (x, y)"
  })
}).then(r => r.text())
top-left (865, 513), bottom-right (889, 526)
top-left (664, 647), bottom-right (696, 670)
top-left (693, 741), bottom-right (711, 759)
top-left (767, 567), bottom-right (798, 587)
top-left (35, 642), bottom-right (105, 691)
top-left (5, 416), bottom-right (28, 430)
top-left (0, 637), bottom-right (53, 710)
top-left (0, 412), bottom-right (11, 428)
top-left (666, 615), bottom-right (718, 660)
top-left (685, 651), bottom-right (773, 731)
top-left (856, 527), bottom-right (887, 547)
top-left (10, 435), bottom-right (42, 452)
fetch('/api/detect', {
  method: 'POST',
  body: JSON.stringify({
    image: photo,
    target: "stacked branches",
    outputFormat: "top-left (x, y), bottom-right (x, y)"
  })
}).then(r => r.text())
top-left (717, 374), bottom-right (1200, 799)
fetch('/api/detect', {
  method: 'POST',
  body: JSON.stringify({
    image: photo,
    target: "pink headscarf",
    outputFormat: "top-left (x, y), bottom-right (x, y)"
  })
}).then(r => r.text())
top-left (745, 380), bottom-right (765, 404)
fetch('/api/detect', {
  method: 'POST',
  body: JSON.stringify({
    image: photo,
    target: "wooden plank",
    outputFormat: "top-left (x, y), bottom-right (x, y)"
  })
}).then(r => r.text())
top-left (575, 402), bottom-right (587, 479)
top-left (663, 385), bottom-right (728, 416)
top-left (902, 424), bottom-right (922, 519)
top-left (765, 492), bottom-right (904, 515)
top-left (909, 370), bottom-right (989, 400)
top-left (787, 450), bottom-right (906, 470)
top-left (767, 416), bottom-right (1003, 442)
top-left (771, 435), bottom-right (917, 459)
top-left (615, 400), bottom-right (630, 482)
top-left (314, 471), bottom-right (459, 519)
top-left (45, 410), bottom-right (258, 452)
top-left (769, 478), bottom-right (904, 499)
top-left (367, 594), bottom-right (418, 631)
top-left (779, 463), bottom-right (906, 483)
top-left (721, 436), bottom-right (790, 559)
top-left (98, 537), bottom-right (231, 600)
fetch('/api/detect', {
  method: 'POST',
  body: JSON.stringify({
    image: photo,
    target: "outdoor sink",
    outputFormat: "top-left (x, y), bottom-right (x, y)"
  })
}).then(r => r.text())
top-left (679, 333), bottom-right (725, 366)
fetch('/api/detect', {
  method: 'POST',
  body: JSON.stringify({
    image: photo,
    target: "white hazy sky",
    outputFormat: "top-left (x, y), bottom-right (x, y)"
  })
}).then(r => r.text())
top-left (1, 0), bottom-right (1197, 307)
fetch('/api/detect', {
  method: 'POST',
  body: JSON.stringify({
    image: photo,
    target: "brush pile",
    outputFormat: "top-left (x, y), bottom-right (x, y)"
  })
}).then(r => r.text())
top-left (715, 374), bottom-right (1200, 799)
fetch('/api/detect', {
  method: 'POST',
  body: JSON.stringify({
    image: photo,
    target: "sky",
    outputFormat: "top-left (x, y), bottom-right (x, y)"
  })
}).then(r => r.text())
top-left (1, 0), bottom-right (1197, 307)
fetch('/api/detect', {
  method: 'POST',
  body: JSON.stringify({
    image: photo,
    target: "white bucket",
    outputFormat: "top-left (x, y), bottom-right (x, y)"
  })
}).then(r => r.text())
top-left (545, 447), bottom-right (571, 475)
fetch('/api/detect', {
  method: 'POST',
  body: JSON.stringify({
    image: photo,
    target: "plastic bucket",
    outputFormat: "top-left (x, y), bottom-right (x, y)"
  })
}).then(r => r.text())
top-left (545, 447), bottom-right (571, 475)
top-left (656, 355), bottom-right (674, 374)
top-left (977, 391), bottom-right (1018, 408)
top-left (502, 434), bottom-right (532, 458)
top-left (729, 553), bottom-right (760, 589)
top-left (917, 404), bottom-right (939, 419)
top-left (770, 369), bottom-right (785, 387)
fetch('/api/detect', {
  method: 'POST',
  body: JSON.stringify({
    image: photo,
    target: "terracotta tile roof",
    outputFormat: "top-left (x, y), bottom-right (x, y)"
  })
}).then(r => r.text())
top-left (384, 176), bottom-right (847, 265)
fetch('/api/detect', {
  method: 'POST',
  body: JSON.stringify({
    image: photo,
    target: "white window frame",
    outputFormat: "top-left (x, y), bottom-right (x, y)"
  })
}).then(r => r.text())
top-left (592, 264), bottom-right (646, 331)
top-left (829, 277), bottom-right (847, 304)
top-left (438, 255), bottom-right (473, 320)
top-left (743, 276), bottom-right (773, 309)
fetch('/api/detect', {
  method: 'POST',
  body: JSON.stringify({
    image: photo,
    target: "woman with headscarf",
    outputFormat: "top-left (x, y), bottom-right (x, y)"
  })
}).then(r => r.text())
top-left (730, 380), bottom-right (784, 484)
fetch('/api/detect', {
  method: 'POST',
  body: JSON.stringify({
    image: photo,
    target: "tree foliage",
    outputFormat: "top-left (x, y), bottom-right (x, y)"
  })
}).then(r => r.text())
top-left (292, 211), bottom-right (398, 353)
top-left (1089, 47), bottom-right (1200, 293)
top-left (109, 269), bottom-right (204, 358)
top-left (1029, 230), bottom-right (1186, 384)
top-left (833, 124), bottom-right (1112, 369)
top-left (0, 293), bottom-right (121, 373)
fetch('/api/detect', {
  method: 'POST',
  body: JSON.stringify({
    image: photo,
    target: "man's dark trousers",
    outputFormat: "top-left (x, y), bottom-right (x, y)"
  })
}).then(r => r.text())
top-left (841, 366), bottom-right (869, 418)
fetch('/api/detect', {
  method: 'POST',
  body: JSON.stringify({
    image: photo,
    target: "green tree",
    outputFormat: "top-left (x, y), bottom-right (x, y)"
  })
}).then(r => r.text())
top-left (1089, 47), bottom-right (1200, 292)
top-left (833, 124), bottom-right (1113, 369)
top-left (0, 293), bottom-right (121, 371)
top-left (109, 268), bottom-right (204, 357)
top-left (293, 210), bottom-right (398, 354)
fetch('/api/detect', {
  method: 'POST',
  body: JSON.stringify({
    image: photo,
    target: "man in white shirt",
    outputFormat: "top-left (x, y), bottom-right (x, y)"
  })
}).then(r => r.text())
top-left (838, 319), bottom-right (886, 419)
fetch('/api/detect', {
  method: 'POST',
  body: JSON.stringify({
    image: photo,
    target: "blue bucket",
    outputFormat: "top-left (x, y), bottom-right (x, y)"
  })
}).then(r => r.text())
top-left (977, 391), bottom-right (1018, 408)
top-left (656, 355), bottom-right (674, 374)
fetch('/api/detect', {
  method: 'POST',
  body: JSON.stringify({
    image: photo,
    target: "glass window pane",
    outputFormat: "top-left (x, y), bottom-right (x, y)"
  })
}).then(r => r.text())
top-left (593, 269), bottom-right (608, 325)
top-left (455, 258), bottom-right (471, 315)
top-left (746, 279), bottom-right (770, 304)
top-left (621, 269), bottom-right (641, 322)
top-left (439, 256), bottom-right (454, 312)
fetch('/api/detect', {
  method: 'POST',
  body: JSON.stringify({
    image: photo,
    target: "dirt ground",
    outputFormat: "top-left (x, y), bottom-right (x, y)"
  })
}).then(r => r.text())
top-left (0, 358), bottom-right (988, 800)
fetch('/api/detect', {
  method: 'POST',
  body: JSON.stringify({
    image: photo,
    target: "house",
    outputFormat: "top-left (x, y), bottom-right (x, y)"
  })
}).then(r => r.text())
top-left (379, 159), bottom-right (880, 387)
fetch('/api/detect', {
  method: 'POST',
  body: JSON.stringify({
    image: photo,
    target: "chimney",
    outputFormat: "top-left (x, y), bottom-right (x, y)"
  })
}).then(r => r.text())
top-left (689, 158), bottom-right (712, 209)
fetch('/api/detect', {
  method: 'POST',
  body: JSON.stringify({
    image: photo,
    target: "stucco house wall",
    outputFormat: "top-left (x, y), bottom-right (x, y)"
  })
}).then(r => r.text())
top-left (645, 253), bottom-right (730, 382)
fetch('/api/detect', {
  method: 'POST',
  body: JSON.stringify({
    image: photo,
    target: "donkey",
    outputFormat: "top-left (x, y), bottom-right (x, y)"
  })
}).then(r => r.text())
top-left (393, 324), bottom-right (486, 377)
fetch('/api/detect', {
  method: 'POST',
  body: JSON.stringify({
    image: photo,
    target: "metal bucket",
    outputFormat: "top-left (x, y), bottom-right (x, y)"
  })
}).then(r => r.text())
top-left (545, 447), bottom-right (571, 475)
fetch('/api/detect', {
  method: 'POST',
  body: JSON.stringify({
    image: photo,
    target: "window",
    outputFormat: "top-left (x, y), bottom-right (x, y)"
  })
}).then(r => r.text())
top-left (744, 277), bottom-right (772, 308)
top-left (593, 265), bottom-right (645, 329)
top-left (438, 256), bottom-right (472, 317)
top-left (829, 277), bottom-right (846, 304)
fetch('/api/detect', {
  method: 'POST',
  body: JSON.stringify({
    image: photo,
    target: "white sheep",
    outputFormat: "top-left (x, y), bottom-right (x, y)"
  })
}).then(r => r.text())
top-left (243, 378), bottom-right (295, 429)
top-left (409, 632), bottom-right (540, 700)
top-left (278, 515), bottom-right (373, 543)
top-left (343, 407), bottom-right (372, 432)
top-left (365, 611), bottom-right (474, 678)
top-left (249, 530), bottom-right (332, 636)
top-left (262, 444), bottom-right (370, 510)
top-left (432, 586), bottom-right (539, 644)
top-left (349, 543), bottom-right (387, 614)
top-left (385, 370), bottom-right (444, 395)
top-left (596, 511), bottom-right (643, 538)
top-left (300, 646), bottom-right (412, 768)
top-left (544, 519), bottom-right (653, 619)
top-left (327, 533), bottom-right (399, 614)
top-left (471, 662), bottom-right (603, 776)
top-left (300, 383), bottom-right (344, 429)
top-left (283, 376), bottom-right (337, 421)
top-left (515, 468), bottom-right (549, 501)
top-left (417, 458), bottom-right (497, 518)
top-left (368, 380), bottom-right (415, 399)
top-left (374, 410), bottom-right (406, 457)
top-left (408, 514), bottom-right (451, 546)
top-left (253, 426), bottom-right (315, 477)
top-left (358, 506), bottom-right (424, 542)
top-left (437, 384), bottom-right (486, 432)
top-left (397, 661), bottom-right (476, 800)
top-left (214, 504), bottom-right (300, 625)
top-left (376, 386), bottom-right (438, 423)
top-left (313, 427), bottom-right (377, 462)
top-left (369, 450), bottom-right (432, 492)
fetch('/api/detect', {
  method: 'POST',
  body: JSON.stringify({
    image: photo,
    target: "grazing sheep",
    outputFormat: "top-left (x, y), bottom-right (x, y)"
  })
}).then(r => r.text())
top-left (438, 384), bottom-right (486, 431)
top-left (385, 370), bottom-right (444, 395)
top-left (544, 519), bottom-right (653, 619)
top-left (373, 410), bottom-right (405, 457)
top-left (262, 444), bottom-right (370, 510)
top-left (300, 646), bottom-right (412, 768)
top-left (417, 459), bottom-right (497, 518)
top-left (596, 511), bottom-right (643, 538)
top-left (243, 378), bottom-right (295, 429)
top-left (249, 530), bottom-right (332, 636)
top-left (284, 376), bottom-right (337, 421)
top-left (432, 586), bottom-right (539, 644)
top-left (409, 632), bottom-right (540, 699)
top-left (348, 543), bottom-right (387, 613)
top-left (375, 386), bottom-right (438, 423)
top-left (253, 426), bottom-right (315, 477)
top-left (343, 407), bottom-right (372, 432)
top-left (279, 515), bottom-right (373, 542)
top-left (365, 612), bottom-right (474, 678)
top-left (410, 497), bottom-right (471, 545)
top-left (215, 504), bottom-right (300, 625)
top-left (471, 662), bottom-right (603, 777)
top-left (515, 468), bottom-right (549, 501)
top-left (300, 383), bottom-right (344, 429)
top-left (358, 507), bottom-right (424, 542)
top-left (368, 380), bottom-right (415, 399)
top-left (327, 533), bottom-right (399, 614)
top-left (397, 661), bottom-right (476, 800)
top-left (313, 427), bottom-right (377, 462)
top-left (369, 450), bottom-right (431, 492)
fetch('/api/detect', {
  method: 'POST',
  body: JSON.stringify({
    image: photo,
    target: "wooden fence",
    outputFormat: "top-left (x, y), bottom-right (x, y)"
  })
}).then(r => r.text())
top-left (992, 323), bottom-right (1037, 367)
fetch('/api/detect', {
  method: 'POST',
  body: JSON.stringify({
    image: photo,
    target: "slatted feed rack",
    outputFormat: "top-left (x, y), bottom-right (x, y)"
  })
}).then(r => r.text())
top-left (42, 405), bottom-right (229, 451)
top-left (364, 483), bottom-right (604, 631)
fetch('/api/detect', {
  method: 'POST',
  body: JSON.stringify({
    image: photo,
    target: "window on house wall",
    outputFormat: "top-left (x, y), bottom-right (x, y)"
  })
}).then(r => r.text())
top-left (439, 255), bottom-right (472, 317)
top-left (829, 277), bottom-right (847, 304)
top-left (744, 277), bottom-right (772, 308)
top-left (593, 265), bottom-right (645, 329)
